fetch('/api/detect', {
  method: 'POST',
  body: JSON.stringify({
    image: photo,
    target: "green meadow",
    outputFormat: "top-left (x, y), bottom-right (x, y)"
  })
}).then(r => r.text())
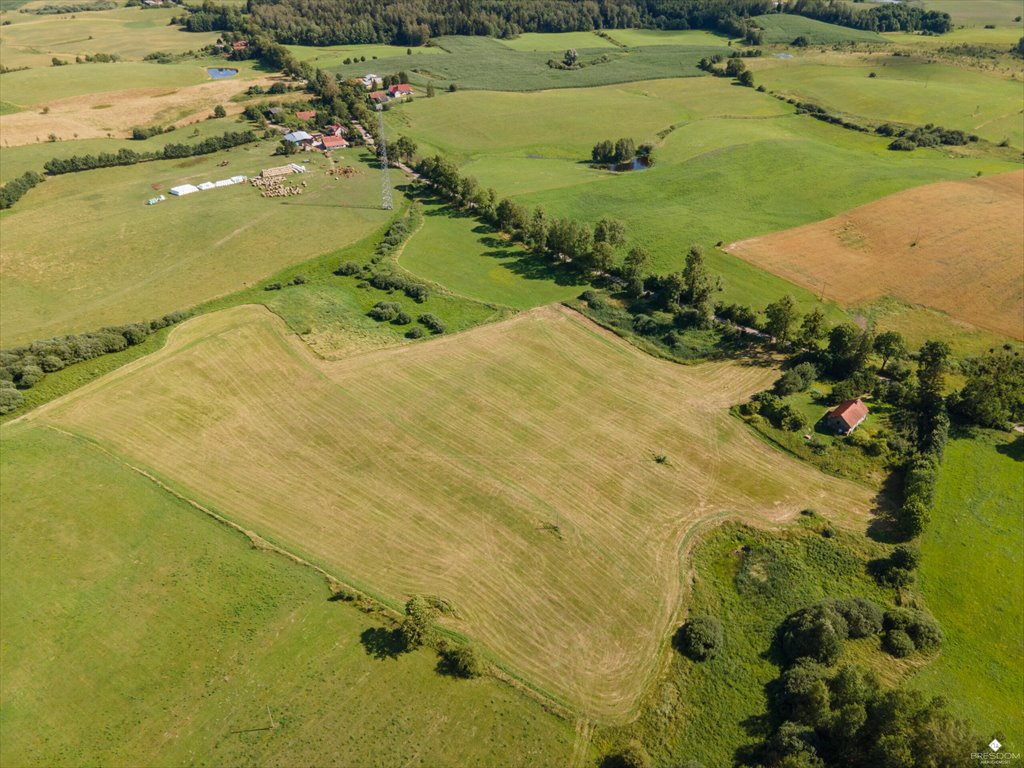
top-left (0, 142), bottom-right (392, 345)
top-left (323, 34), bottom-right (727, 91)
top-left (751, 13), bottom-right (888, 44)
top-left (497, 30), bottom-right (619, 51)
top-left (287, 41), bottom-right (447, 67)
top-left (920, 0), bottom-right (1024, 27)
top-left (387, 76), bottom-right (1019, 315)
top-left (0, 59), bottom-right (263, 110)
top-left (599, 520), bottom-right (897, 767)
top-left (0, 423), bottom-right (577, 768)
top-left (753, 53), bottom-right (1024, 148)
top-left (0, 7), bottom-right (220, 70)
top-left (602, 28), bottom-right (731, 47)
top-left (912, 433), bottom-right (1024, 749)
top-left (399, 200), bottom-right (583, 309)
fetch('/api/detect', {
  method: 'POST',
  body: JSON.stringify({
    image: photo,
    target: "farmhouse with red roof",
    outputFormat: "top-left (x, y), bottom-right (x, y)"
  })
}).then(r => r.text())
top-left (825, 399), bottom-right (869, 435)
top-left (295, 110), bottom-right (317, 121)
top-left (321, 135), bottom-right (348, 150)
top-left (388, 84), bottom-right (414, 98)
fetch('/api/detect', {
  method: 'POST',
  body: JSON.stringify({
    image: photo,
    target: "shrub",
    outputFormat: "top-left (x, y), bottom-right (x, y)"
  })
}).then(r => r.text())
top-left (404, 283), bottom-right (430, 303)
top-left (418, 313), bottom-right (446, 334)
top-left (834, 598), bottom-right (883, 639)
top-left (264, 282), bottom-right (282, 291)
top-left (778, 602), bottom-right (849, 666)
top-left (0, 387), bottom-right (24, 414)
top-left (441, 643), bottom-right (484, 678)
top-left (287, 274), bottom-right (307, 286)
top-left (617, 741), bottom-right (652, 768)
top-left (368, 301), bottom-right (402, 322)
top-left (392, 311), bottom-right (412, 325)
top-left (906, 612), bottom-right (943, 651)
top-left (16, 364), bottom-right (43, 388)
top-left (40, 354), bottom-right (64, 373)
top-left (405, 327), bottom-right (425, 339)
top-left (676, 616), bottom-right (724, 661)
top-left (883, 629), bottom-right (915, 658)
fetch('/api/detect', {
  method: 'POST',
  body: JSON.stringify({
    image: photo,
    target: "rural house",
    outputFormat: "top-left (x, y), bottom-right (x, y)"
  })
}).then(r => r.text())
top-left (231, 40), bottom-right (248, 51)
top-left (283, 130), bottom-right (313, 144)
top-left (320, 135), bottom-right (348, 150)
top-left (369, 90), bottom-right (389, 105)
top-left (361, 73), bottom-right (382, 89)
top-left (825, 399), bottom-right (869, 435)
top-left (388, 84), bottom-right (413, 98)
top-left (296, 110), bottom-right (317, 121)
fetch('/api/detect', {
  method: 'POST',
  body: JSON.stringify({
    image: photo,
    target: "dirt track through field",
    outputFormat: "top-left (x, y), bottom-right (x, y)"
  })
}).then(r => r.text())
top-left (726, 170), bottom-right (1024, 340)
top-left (36, 304), bottom-right (876, 720)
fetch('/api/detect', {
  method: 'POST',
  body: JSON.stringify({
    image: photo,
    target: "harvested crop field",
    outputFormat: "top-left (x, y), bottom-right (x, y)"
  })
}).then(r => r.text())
top-left (726, 171), bottom-right (1024, 340)
top-left (36, 304), bottom-right (875, 720)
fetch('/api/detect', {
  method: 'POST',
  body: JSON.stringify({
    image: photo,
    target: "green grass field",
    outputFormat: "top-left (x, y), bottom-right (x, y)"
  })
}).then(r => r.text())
top-left (0, 142), bottom-right (393, 345)
top-left (751, 13), bottom-right (888, 44)
top-left (287, 41), bottom-right (446, 68)
top-left (601, 28), bottom-right (731, 47)
top-left (752, 52), bottom-right (1024, 148)
top-left (919, 0), bottom-right (1024, 27)
top-left (387, 76), bottom-right (1019, 320)
top-left (599, 520), bottom-right (898, 766)
top-left (398, 200), bottom-right (584, 309)
top-left (497, 31), bottom-right (618, 51)
top-left (911, 433), bottom-right (1024, 750)
top-left (0, 7), bottom-right (220, 70)
top-left (322, 34), bottom-right (727, 92)
top-left (0, 423), bottom-right (578, 767)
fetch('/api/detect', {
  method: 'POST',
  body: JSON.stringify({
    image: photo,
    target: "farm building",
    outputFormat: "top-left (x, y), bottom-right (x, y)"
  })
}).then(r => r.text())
top-left (296, 110), bottom-right (318, 121)
top-left (825, 399), bottom-right (869, 435)
top-left (283, 130), bottom-right (313, 144)
top-left (169, 184), bottom-right (199, 196)
top-left (321, 135), bottom-right (349, 150)
top-left (323, 124), bottom-right (346, 136)
top-left (388, 84), bottom-right (413, 98)
top-left (361, 73), bottom-right (382, 89)
top-left (369, 91), bottom-right (389, 105)
top-left (231, 40), bottom-right (248, 51)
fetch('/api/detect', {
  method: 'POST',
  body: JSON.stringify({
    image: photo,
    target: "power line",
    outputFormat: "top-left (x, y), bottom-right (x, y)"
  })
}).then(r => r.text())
top-left (375, 104), bottom-right (393, 211)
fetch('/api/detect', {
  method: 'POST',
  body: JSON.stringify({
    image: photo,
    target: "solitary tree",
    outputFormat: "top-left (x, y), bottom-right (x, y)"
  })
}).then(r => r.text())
top-left (874, 331), bottom-right (907, 374)
top-left (426, 82), bottom-right (436, 97)
top-left (765, 295), bottom-right (799, 345)
top-left (563, 48), bottom-right (578, 67)
top-left (683, 245), bottom-right (715, 328)
top-left (213, 104), bottom-right (226, 118)
top-left (399, 596), bottom-right (437, 650)
top-left (393, 135), bottom-right (418, 164)
top-left (797, 307), bottom-right (828, 351)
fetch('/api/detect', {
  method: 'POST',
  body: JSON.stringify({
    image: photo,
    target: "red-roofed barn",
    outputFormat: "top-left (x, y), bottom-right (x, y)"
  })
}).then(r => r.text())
top-left (826, 399), bottom-right (869, 435)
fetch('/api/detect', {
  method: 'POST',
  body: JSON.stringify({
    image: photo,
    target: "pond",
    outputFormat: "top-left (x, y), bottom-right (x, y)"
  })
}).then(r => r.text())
top-left (207, 67), bottom-right (239, 79)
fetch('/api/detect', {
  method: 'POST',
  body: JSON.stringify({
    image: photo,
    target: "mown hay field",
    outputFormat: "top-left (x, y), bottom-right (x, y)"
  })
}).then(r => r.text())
top-left (0, 60), bottom-right (271, 145)
top-left (0, 423), bottom-right (577, 767)
top-left (0, 143), bottom-right (391, 345)
top-left (37, 303), bottom-right (876, 720)
top-left (726, 170), bottom-right (1024, 340)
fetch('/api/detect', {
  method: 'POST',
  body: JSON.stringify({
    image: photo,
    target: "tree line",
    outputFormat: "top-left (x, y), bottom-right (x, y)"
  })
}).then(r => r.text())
top-left (181, 0), bottom-right (953, 48)
top-left (0, 171), bottom-right (43, 210)
top-left (0, 311), bottom-right (190, 414)
top-left (42, 130), bottom-right (257, 175)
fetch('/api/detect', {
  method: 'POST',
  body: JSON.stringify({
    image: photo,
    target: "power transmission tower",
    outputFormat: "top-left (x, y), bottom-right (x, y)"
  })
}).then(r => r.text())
top-left (375, 105), bottom-right (393, 210)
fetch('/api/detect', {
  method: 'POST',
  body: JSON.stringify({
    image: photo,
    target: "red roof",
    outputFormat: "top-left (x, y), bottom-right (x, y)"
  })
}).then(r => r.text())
top-left (828, 399), bottom-right (869, 429)
top-left (296, 110), bottom-right (317, 120)
top-left (369, 90), bottom-right (388, 100)
top-left (231, 41), bottom-right (248, 50)
top-left (389, 84), bottom-right (413, 95)
top-left (321, 135), bottom-right (348, 149)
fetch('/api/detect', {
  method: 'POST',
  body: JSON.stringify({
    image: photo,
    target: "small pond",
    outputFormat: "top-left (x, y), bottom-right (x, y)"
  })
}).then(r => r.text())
top-left (207, 67), bottom-right (239, 79)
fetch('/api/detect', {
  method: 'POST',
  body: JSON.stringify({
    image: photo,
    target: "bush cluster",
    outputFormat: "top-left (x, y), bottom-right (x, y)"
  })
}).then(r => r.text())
top-left (878, 122), bottom-right (973, 151)
top-left (675, 615), bottom-right (724, 661)
top-left (745, 391), bottom-right (807, 432)
top-left (882, 608), bottom-right (942, 657)
top-left (130, 124), bottom-right (173, 140)
top-left (777, 597), bottom-right (884, 666)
